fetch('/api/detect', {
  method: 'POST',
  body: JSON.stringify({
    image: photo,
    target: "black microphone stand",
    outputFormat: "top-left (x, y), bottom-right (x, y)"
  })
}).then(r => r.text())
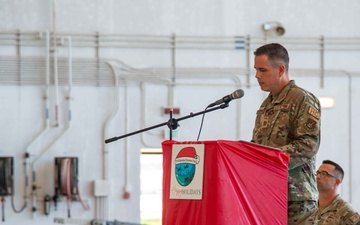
top-left (104, 103), bottom-right (229, 144)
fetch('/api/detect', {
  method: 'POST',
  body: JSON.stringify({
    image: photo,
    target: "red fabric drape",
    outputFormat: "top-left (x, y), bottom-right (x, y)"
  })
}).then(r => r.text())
top-left (162, 140), bottom-right (289, 225)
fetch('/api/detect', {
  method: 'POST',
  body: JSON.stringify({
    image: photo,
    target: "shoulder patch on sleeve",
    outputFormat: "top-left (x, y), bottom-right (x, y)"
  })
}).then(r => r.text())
top-left (305, 118), bottom-right (317, 131)
top-left (307, 106), bottom-right (320, 120)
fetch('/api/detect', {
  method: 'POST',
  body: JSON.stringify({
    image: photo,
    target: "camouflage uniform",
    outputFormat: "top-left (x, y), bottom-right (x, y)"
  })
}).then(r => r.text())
top-left (305, 195), bottom-right (360, 224)
top-left (252, 80), bottom-right (321, 224)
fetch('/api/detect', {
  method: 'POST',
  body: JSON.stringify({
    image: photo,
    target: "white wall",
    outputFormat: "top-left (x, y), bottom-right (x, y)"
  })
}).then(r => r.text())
top-left (1, 0), bottom-right (360, 224)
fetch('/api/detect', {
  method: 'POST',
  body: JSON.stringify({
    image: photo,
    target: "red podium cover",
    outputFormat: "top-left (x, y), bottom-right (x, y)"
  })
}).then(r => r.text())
top-left (162, 140), bottom-right (289, 225)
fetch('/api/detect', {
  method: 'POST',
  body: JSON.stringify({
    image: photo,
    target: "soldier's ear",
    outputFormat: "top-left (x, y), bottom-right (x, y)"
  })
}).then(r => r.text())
top-left (335, 178), bottom-right (341, 186)
top-left (278, 64), bottom-right (285, 77)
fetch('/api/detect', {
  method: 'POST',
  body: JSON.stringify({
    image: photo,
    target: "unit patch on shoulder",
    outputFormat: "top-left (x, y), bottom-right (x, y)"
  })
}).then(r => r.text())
top-left (307, 106), bottom-right (320, 120)
top-left (305, 118), bottom-right (317, 131)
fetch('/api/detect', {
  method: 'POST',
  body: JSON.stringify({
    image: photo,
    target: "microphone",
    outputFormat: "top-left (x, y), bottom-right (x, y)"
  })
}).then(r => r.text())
top-left (208, 89), bottom-right (244, 107)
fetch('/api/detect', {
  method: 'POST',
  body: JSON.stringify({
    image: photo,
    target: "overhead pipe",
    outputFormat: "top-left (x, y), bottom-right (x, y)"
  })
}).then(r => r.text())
top-left (2, 32), bottom-right (360, 52)
top-left (2, 33), bottom-right (360, 88)
top-left (3, 57), bottom-right (360, 86)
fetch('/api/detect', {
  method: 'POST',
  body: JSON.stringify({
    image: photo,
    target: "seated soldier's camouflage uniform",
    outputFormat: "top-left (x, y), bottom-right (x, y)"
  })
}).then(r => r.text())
top-left (306, 195), bottom-right (360, 225)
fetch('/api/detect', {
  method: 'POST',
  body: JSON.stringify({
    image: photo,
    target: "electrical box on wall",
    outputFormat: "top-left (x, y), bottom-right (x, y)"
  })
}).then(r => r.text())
top-left (54, 157), bottom-right (79, 199)
top-left (163, 107), bottom-right (180, 115)
top-left (0, 157), bottom-right (14, 196)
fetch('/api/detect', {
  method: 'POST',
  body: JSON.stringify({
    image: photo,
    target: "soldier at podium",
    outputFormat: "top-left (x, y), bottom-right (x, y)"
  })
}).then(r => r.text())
top-left (251, 43), bottom-right (321, 224)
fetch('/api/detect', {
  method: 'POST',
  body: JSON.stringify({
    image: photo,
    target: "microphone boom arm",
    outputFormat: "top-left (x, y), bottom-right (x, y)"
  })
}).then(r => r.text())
top-left (105, 103), bottom-right (229, 144)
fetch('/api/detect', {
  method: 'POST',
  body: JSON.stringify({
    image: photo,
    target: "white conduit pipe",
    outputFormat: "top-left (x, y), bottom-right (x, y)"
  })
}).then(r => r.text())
top-left (27, 30), bottom-right (51, 219)
top-left (53, 0), bottom-right (60, 127)
top-left (348, 74), bottom-right (352, 204)
top-left (338, 70), bottom-right (353, 204)
top-left (63, 37), bottom-right (73, 104)
top-left (123, 81), bottom-right (129, 200)
top-left (100, 61), bottom-right (120, 220)
top-left (115, 65), bottom-right (166, 205)
top-left (102, 62), bottom-right (120, 179)
top-left (110, 62), bottom-right (173, 140)
top-left (105, 63), bottom-right (133, 207)
top-left (139, 81), bottom-right (170, 140)
top-left (31, 36), bottom-right (73, 219)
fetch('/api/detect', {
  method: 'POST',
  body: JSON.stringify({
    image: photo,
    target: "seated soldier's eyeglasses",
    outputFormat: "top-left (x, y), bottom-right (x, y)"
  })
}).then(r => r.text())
top-left (315, 170), bottom-right (336, 178)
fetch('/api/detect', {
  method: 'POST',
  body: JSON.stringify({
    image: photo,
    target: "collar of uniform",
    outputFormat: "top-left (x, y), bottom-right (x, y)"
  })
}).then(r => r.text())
top-left (269, 80), bottom-right (296, 104)
top-left (318, 194), bottom-right (341, 215)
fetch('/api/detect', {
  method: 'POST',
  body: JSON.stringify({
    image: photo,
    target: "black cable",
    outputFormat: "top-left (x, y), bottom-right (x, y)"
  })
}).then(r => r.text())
top-left (1, 197), bottom-right (5, 222)
top-left (11, 195), bottom-right (27, 213)
top-left (0, 160), bottom-right (6, 196)
top-left (11, 155), bottom-right (28, 213)
top-left (196, 106), bottom-right (209, 141)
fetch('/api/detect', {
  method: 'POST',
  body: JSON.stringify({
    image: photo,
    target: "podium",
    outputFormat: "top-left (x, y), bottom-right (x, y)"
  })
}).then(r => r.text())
top-left (162, 140), bottom-right (289, 225)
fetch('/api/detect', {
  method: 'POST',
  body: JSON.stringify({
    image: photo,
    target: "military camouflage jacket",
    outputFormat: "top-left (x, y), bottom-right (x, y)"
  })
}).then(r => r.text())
top-left (306, 195), bottom-right (360, 224)
top-left (252, 80), bottom-right (321, 201)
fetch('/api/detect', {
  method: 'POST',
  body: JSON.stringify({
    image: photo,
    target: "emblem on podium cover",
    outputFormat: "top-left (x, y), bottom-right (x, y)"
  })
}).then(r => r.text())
top-left (170, 144), bottom-right (204, 200)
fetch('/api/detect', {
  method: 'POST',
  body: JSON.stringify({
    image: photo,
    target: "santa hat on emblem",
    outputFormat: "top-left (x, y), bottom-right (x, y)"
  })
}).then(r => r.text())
top-left (175, 147), bottom-right (200, 164)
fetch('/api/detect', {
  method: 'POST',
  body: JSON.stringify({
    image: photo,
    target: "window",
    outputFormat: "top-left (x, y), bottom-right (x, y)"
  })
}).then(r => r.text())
top-left (140, 149), bottom-right (162, 225)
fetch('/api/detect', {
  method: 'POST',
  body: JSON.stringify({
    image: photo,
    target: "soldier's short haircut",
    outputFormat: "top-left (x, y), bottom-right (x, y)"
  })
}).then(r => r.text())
top-left (323, 159), bottom-right (345, 181)
top-left (254, 43), bottom-right (289, 74)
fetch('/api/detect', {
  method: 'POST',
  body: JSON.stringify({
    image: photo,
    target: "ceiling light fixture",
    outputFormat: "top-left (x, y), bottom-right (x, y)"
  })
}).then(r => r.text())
top-left (318, 97), bottom-right (336, 109)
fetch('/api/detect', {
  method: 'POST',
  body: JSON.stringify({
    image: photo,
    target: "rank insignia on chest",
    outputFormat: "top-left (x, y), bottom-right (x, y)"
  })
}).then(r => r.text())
top-left (261, 119), bottom-right (269, 128)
